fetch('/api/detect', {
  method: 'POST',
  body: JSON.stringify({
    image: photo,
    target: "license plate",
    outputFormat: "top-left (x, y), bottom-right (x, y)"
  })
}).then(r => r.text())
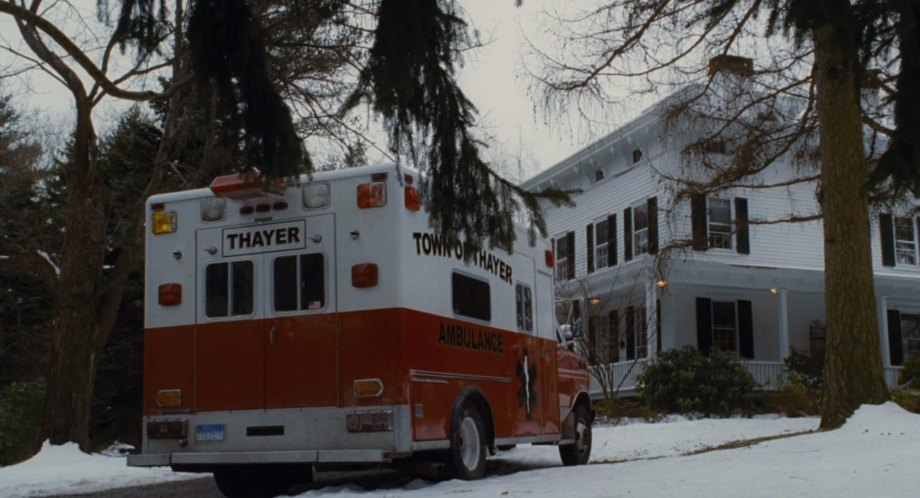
top-left (196, 424), bottom-right (225, 442)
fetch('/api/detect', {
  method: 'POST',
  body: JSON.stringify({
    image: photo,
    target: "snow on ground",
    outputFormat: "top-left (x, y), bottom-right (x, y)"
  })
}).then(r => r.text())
top-left (0, 403), bottom-right (916, 498)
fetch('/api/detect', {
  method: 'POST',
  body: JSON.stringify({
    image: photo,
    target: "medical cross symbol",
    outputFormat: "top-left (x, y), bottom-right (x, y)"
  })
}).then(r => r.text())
top-left (516, 348), bottom-right (538, 418)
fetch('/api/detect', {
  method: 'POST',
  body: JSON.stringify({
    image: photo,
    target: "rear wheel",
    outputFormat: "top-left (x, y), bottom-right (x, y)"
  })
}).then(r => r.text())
top-left (559, 405), bottom-right (592, 466)
top-left (213, 464), bottom-right (312, 498)
top-left (447, 405), bottom-right (486, 480)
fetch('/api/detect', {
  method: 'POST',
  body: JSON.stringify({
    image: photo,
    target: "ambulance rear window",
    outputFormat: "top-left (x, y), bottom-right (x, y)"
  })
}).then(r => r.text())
top-left (452, 272), bottom-right (490, 321)
top-left (205, 261), bottom-right (254, 317)
top-left (273, 253), bottom-right (325, 311)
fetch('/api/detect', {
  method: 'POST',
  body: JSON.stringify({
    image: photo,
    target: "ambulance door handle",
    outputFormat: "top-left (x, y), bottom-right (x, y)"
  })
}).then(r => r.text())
top-left (309, 234), bottom-right (322, 243)
top-left (268, 327), bottom-right (277, 345)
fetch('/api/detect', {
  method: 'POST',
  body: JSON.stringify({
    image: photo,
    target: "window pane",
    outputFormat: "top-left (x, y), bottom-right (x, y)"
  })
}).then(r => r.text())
top-left (300, 254), bottom-right (325, 310)
top-left (708, 198), bottom-right (733, 249)
top-left (895, 217), bottom-right (916, 265)
top-left (452, 273), bottom-right (491, 321)
top-left (596, 220), bottom-right (608, 242)
top-left (516, 284), bottom-right (533, 331)
top-left (274, 256), bottom-right (298, 312)
top-left (231, 261), bottom-right (254, 315)
top-left (902, 314), bottom-right (920, 361)
top-left (634, 204), bottom-right (648, 230)
top-left (206, 263), bottom-right (228, 317)
top-left (712, 301), bottom-right (736, 328)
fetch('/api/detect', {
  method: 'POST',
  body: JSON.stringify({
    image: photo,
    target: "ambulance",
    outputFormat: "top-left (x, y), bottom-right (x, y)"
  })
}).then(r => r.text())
top-left (127, 164), bottom-right (593, 497)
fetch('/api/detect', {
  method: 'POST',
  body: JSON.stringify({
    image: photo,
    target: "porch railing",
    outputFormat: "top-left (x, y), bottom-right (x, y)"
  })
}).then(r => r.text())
top-left (589, 360), bottom-right (904, 399)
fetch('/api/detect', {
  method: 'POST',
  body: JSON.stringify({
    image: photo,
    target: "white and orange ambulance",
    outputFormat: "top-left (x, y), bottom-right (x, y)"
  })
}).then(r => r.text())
top-left (127, 163), bottom-right (592, 497)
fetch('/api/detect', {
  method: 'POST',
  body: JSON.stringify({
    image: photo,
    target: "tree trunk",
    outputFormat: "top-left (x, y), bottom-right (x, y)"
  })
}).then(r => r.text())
top-left (39, 108), bottom-right (109, 450)
top-left (813, 21), bottom-right (890, 429)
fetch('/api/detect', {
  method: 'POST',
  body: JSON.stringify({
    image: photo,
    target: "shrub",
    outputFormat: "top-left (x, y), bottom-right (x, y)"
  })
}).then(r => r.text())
top-left (783, 350), bottom-right (823, 412)
top-left (0, 381), bottom-right (44, 466)
top-left (759, 383), bottom-right (819, 417)
top-left (637, 347), bottom-right (757, 417)
top-left (898, 356), bottom-right (920, 390)
top-left (593, 397), bottom-right (661, 423)
top-left (892, 389), bottom-right (920, 414)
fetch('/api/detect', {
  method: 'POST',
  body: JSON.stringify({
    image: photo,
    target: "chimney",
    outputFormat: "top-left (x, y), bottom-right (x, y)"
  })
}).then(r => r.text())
top-left (708, 55), bottom-right (754, 77)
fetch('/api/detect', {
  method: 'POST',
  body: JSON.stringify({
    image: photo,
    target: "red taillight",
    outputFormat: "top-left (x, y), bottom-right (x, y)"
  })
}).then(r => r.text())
top-left (158, 283), bottom-right (182, 306)
top-left (357, 182), bottom-right (386, 208)
top-left (545, 250), bottom-right (555, 269)
top-left (352, 263), bottom-right (379, 288)
top-left (404, 186), bottom-right (420, 211)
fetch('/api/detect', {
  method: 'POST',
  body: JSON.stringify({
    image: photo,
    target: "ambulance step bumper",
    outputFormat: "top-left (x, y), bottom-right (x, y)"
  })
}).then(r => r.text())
top-left (127, 449), bottom-right (392, 467)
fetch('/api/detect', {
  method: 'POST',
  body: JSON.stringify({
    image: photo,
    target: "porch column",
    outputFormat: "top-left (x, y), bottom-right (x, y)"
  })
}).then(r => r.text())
top-left (878, 294), bottom-right (891, 369)
top-left (646, 276), bottom-right (658, 360)
top-left (777, 288), bottom-right (790, 361)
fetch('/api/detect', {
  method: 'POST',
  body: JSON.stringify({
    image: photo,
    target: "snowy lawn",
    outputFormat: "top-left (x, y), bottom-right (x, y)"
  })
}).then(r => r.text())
top-left (0, 403), bottom-right (915, 497)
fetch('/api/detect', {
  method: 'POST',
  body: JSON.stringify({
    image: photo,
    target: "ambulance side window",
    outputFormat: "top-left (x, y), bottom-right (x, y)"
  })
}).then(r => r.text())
top-left (452, 272), bottom-right (491, 321)
top-left (205, 261), bottom-right (254, 318)
top-left (516, 284), bottom-right (533, 332)
top-left (273, 253), bottom-right (325, 312)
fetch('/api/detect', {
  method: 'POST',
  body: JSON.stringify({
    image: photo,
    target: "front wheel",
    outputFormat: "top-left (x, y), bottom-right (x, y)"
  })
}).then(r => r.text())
top-left (559, 405), bottom-right (592, 466)
top-left (447, 405), bottom-right (487, 480)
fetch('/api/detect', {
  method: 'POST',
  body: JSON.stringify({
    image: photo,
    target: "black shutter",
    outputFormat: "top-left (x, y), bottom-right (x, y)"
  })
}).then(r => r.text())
top-left (888, 309), bottom-right (904, 366)
top-left (624, 207), bottom-right (633, 261)
top-left (626, 306), bottom-right (636, 360)
top-left (735, 197), bottom-right (750, 255)
top-left (880, 214), bottom-right (895, 267)
top-left (696, 297), bottom-right (713, 355)
top-left (738, 300), bottom-right (754, 359)
top-left (608, 310), bottom-right (619, 362)
top-left (586, 224), bottom-right (594, 273)
top-left (648, 197), bottom-right (658, 255)
top-left (656, 299), bottom-right (662, 354)
top-left (566, 231), bottom-right (575, 279)
top-left (691, 193), bottom-right (708, 251)
top-left (607, 214), bottom-right (617, 266)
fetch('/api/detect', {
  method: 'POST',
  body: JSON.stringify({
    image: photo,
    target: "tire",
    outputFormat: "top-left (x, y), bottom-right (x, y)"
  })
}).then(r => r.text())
top-left (447, 405), bottom-right (487, 480)
top-left (559, 405), bottom-right (592, 466)
top-left (213, 464), bottom-right (311, 498)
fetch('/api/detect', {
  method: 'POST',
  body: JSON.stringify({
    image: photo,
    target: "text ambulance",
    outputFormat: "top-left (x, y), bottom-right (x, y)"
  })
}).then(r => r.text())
top-left (127, 164), bottom-right (593, 497)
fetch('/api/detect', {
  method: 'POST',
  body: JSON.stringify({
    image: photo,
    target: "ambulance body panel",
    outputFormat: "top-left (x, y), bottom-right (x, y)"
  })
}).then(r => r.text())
top-left (130, 164), bottom-right (591, 478)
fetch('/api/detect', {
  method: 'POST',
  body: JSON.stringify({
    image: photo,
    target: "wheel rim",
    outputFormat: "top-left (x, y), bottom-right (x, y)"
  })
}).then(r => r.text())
top-left (458, 416), bottom-right (481, 471)
top-left (575, 420), bottom-right (591, 458)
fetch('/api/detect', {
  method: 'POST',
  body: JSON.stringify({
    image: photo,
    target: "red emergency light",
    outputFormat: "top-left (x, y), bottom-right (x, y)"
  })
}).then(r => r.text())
top-left (209, 172), bottom-right (285, 200)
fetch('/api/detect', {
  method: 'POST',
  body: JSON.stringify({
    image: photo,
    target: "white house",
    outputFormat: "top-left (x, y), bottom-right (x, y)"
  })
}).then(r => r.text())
top-left (522, 57), bottom-right (918, 397)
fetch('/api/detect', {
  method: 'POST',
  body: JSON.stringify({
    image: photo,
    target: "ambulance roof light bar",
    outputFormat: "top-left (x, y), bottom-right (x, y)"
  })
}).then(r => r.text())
top-left (209, 171), bottom-right (285, 201)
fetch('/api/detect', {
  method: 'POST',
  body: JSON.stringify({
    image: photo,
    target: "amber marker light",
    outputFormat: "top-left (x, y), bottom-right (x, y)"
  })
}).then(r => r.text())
top-left (155, 389), bottom-right (183, 408)
top-left (353, 378), bottom-right (384, 398)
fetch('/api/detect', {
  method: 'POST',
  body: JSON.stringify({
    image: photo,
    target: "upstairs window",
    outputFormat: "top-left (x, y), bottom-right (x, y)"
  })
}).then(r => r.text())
top-left (205, 260), bottom-right (254, 318)
top-left (708, 198), bottom-right (733, 249)
top-left (895, 217), bottom-right (917, 265)
top-left (691, 194), bottom-right (749, 254)
top-left (554, 232), bottom-right (575, 280)
top-left (624, 199), bottom-right (658, 261)
top-left (595, 219), bottom-right (610, 269)
top-left (632, 202), bottom-right (649, 257)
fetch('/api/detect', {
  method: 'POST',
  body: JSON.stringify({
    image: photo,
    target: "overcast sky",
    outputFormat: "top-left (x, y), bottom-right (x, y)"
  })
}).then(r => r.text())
top-left (0, 1), bottom-right (656, 181)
